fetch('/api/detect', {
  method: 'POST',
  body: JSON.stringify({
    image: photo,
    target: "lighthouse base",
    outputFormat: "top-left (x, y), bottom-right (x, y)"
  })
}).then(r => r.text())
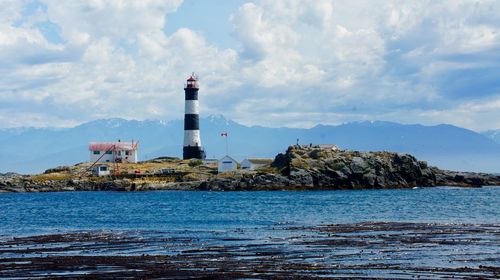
top-left (183, 146), bottom-right (206, 160)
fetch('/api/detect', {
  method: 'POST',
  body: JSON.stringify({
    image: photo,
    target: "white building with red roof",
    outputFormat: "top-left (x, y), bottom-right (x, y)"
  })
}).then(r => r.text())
top-left (89, 141), bottom-right (138, 163)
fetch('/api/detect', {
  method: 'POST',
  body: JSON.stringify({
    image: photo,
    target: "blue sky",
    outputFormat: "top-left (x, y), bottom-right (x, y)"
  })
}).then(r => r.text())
top-left (0, 0), bottom-right (499, 131)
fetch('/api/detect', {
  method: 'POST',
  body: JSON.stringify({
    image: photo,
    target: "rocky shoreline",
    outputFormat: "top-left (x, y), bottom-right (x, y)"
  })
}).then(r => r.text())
top-left (1, 146), bottom-right (499, 192)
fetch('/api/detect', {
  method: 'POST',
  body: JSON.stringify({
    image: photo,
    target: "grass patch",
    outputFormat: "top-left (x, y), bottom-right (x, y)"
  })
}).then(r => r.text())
top-left (32, 173), bottom-right (73, 182)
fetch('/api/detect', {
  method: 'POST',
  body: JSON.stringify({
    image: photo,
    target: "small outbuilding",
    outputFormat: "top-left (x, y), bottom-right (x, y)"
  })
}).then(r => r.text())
top-left (241, 158), bottom-right (273, 170)
top-left (92, 164), bottom-right (110, 177)
top-left (317, 144), bottom-right (340, 151)
top-left (218, 155), bottom-right (238, 173)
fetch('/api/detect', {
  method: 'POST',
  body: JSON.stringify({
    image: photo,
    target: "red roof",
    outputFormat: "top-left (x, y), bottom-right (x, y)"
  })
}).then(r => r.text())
top-left (89, 142), bottom-right (138, 151)
top-left (187, 76), bottom-right (196, 81)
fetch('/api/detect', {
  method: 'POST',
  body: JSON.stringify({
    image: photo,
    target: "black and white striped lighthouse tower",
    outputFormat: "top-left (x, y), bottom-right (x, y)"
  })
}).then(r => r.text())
top-left (183, 74), bottom-right (206, 160)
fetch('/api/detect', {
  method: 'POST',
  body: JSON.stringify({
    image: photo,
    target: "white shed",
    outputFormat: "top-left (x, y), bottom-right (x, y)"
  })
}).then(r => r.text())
top-left (241, 158), bottom-right (273, 170)
top-left (317, 144), bottom-right (340, 151)
top-left (218, 155), bottom-right (238, 173)
top-left (92, 164), bottom-right (110, 177)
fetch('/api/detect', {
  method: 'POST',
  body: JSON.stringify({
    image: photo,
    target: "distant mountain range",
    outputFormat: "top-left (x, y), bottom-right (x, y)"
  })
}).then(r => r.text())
top-left (482, 129), bottom-right (500, 145)
top-left (1, 115), bottom-right (499, 174)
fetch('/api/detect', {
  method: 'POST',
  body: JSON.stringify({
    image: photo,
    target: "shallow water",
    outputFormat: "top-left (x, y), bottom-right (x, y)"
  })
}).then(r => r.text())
top-left (0, 187), bottom-right (499, 278)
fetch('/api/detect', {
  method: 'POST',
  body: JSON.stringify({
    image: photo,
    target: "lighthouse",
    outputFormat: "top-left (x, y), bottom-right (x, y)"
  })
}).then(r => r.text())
top-left (183, 74), bottom-right (206, 160)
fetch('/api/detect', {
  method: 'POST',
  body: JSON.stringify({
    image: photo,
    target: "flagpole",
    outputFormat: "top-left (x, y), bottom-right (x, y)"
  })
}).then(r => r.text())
top-left (221, 132), bottom-right (229, 156)
top-left (225, 134), bottom-right (228, 155)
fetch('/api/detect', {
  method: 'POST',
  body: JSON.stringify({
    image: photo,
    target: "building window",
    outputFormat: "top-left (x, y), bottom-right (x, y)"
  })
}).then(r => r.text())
top-left (125, 151), bottom-right (131, 156)
top-left (118, 151), bottom-right (122, 156)
top-left (93, 151), bottom-right (100, 155)
top-left (105, 151), bottom-right (112, 155)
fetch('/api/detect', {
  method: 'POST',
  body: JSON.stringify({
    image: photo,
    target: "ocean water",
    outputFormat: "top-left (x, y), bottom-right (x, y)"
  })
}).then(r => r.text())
top-left (0, 188), bottom-right (499, 278)
top-left (0, 187), bottom-right (499, 237)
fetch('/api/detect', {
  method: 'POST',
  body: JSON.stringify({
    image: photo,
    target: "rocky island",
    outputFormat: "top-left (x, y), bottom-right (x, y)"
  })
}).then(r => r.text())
top-left (1, 146), bottom-right (499, 192)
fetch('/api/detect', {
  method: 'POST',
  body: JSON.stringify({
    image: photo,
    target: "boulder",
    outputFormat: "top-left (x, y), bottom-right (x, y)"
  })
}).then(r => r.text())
top-left (289, 168), bottom-right (314, 186)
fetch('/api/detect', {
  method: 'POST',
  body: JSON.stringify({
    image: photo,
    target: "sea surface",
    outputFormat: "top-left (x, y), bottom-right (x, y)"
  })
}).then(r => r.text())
top-left (0, 187), bottom-right (499, 278)
top-left (1, 187), bottom-right (499, 237)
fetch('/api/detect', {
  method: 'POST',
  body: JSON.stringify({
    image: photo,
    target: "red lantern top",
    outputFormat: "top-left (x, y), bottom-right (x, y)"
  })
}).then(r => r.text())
top-left (185, 75), bottom-right (199, 89)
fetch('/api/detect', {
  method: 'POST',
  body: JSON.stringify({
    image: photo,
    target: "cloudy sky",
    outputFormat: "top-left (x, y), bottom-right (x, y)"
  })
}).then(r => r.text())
top-left (1, 0), bottom-right (499, 131)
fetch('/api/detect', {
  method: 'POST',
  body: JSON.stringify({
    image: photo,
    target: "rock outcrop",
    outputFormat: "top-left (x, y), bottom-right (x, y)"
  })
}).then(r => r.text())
top-left (272, 146), bottom-right (436, 188)
top-left (1, 146), bottom-right (499, 192)
top-left (271, 146), bottom-right (500, 189)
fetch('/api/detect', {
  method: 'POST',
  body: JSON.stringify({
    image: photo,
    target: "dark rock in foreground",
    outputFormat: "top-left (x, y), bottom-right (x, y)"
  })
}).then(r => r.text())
top-left (1, 146), bottom-right (499, 192)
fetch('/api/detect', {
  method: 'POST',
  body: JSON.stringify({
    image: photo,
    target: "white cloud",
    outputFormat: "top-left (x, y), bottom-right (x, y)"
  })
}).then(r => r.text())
top-left (0, 0), bottom-right (24, 24)
top-left (0, 0), bottom-right (241, 126)
top-left (226, 0), bottom-right (500, 130)
top-left (0, 0), bottom-right (499, 132)
top-left (414, 96), bottom-right (500, 131)
top-left (230, 0), bottom-right (386, 93)
top-left (442, 25), bottom-right (499, 53)
top-left (43, 0), bottom-right (183, 42)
